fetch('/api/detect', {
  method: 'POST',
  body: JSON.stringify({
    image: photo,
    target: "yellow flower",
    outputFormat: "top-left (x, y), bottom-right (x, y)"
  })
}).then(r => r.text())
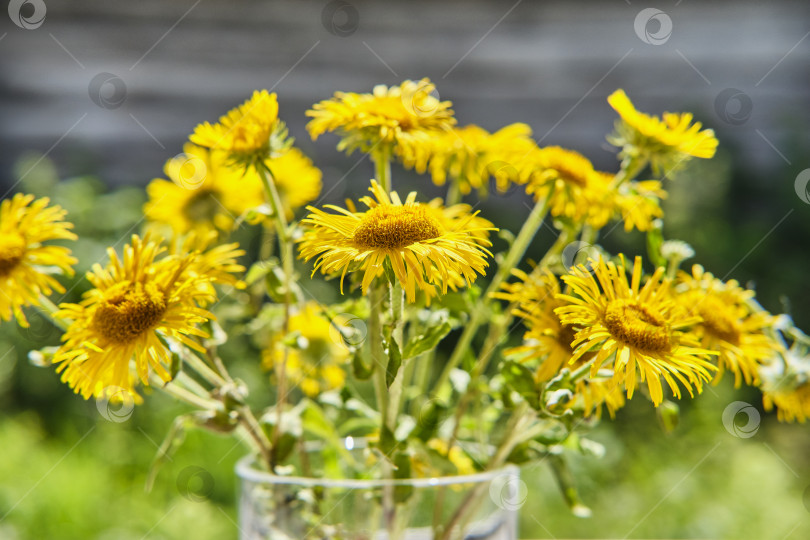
top-left (764, 382), bottom-right (810, 423)
top-left (496, 270), bottom-right (580, 382)
top-left (416, 123), bottom-right (534, 195)
top-left (53, 235), bottom-right (240, 400)
top-left (676, 265), bottom-right (778, 387)
top-left (575, 377), bottom-right (626, 419)
top-left (298, 180), bottom-right (494, 303)
top-left (265, 147), bottom-right (323, 217)
top-left (172, 231), bottom-right (246, 295)
top-left (0, 194), bottom-right (76, 327)
top-left (555, 256), bottom-right (717, 406)
top-left (145, 143), bottom-right (266, 234)
top-left (426, 439), bottom-right (477, 476)
top-left (607, 89), bottom-right (718, 172)
top-left (306, 79), bottom-right (455, 168)
top-left (759, 325), bottom-right (810, 422)
top-left (190, 90), bottom-right (290, 164)
top-left (586, 173), bottom-right (667, 232)
top-left (261, 302), bottom-right (350, 397)
top-left (517, 146), bottom-right (615, 225)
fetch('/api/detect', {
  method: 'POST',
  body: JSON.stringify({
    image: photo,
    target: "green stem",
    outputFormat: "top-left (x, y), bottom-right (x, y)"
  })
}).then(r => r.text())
top-left (445, 179), bottom-right (462, 206)
top-left (35, 295), bottom-right (69, 331)
top-left (258, 161), bottom-right (294, 469)
top-left (433, 195), bottom-right (551, 396)
top-left (609, 155), bottom-right (648, 190)
top-left (373, 146), bottom-right (393, 193)
top-left (369, 285), bottom-right (389, 430)
top-left (386, 281), bottom-right (406, 429)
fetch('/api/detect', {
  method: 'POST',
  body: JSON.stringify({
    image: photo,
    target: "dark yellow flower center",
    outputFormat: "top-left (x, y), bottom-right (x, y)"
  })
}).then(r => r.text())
top-left (0, 233), bottom-right (25, 277)
top-left (352, 204), bottom-right (442, 249)
top-left (183, 189), bottom-right (221, 224)
top-left (604, 299), bottom-right (672, 354)
top-left (92, 282), bottom-right (168, 343)
top-left (698, 297), bottom-right (740, 345)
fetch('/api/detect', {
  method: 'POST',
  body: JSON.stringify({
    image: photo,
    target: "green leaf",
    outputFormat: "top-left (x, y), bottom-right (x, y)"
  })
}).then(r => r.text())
top-left (393, 452), bottom-right (414, 503)
top-left (411, 401), bottom-right (448, 442)
top-left (384, 328), bottom-right (402, 389)
top-left (402, 322), bottom-right (452, 360)
top-left (145, 414), bottom-right (193, 492)
top-left (351, 349), bottom-right (374, 380)
top-left (646, 220), bottom-right (666, 268)
top-left (548, 453), bottom-right (592, 518)
top-left (501, 361), bottom-right (540, 409)
top-left (656, 399), bottom-right (680, 434)
top-left (244, 259), bottom-right (278, 286)
top-left (301, 400), bottom-right (356, 466)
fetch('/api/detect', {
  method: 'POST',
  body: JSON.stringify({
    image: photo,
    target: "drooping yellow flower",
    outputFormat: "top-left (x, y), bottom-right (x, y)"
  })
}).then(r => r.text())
top-left (0, 194), bottom-right (76, 327)
top-left (415, 123), bottom-right (534, 195)
top-left (190, 90), bottom-right (290, 164)
top-left (265, 147), bottom-right (323, 217)
top-left (306, 79), bottom-right (455, 168)
top-left (262, 302), bottom-right (350, 397)
top-left (586, 173), bottom-right (667, 232)
top-left (575, 377), bottom-right (626, 419)
top-left (607, 89), bottom-right (718, 172)
top-left (298, 180), bottom-right (494, 303)
top-left (556, 256), bottom-right (718, 406)
top-left (676, 265), bottom-right (778, 387)
top-left (496, 270), bottom-right (580, 382)
top-left (763, 382), bottom-right (810, 423)
top-left (145, 143), bottom-right (266, 234)
top-left (759, 325), bottom-right (810, 422)
top-left (52, 235), bottom-right (241, 400)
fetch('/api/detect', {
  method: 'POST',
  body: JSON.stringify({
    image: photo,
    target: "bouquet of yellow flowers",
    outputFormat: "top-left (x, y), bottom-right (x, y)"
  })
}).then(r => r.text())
top-left (4, 79), bottom-right (807, 540)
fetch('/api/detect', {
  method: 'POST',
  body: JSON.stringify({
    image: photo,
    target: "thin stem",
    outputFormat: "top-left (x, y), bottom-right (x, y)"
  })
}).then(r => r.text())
top-left (369, 285), bottom-right (389, 429)
top-left (373, 146), bottom-right (393, 193)
top-left (155, 376), bottom-right (220, 410)
top-left (35, 295), bottom-right (69, 331)
top-left (258, 161), bottom-right (294, 470)
top-left (433, 195), bottom-right (551, 396)
top-left (445, 179), bottom-right (462, 206)
top-left (386, 281), bottom-right (406, 429)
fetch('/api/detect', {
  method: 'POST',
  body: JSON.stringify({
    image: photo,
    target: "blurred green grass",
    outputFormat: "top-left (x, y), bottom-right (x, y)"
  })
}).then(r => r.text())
top-left (2, 149), bottom-right (809, 539)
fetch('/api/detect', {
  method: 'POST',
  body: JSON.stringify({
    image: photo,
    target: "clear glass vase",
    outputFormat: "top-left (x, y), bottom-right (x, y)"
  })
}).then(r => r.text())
top-left (236, 445), bottom-right (520, 540)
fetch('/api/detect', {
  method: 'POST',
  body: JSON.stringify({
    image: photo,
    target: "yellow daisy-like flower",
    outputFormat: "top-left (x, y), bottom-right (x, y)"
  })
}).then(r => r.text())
top-left (759, 325), bottom-right (810, 422)
top-left (0, 194), bottom-right (76, 327)
top-left (145, 143), bottom-right (266, 234)
top-left (517, 146), bottom-right (617, 226)
top-left (298, 180), bottom-right (494, 303)
top-left (172, 231), bottom-right (246, 296)
top-left (415, 123), bottom-right (534, 195)
top-left (607, 89), bottom-right (718, 172)
top-left (496, 270), bottom-right (580, 382)
top-left (191, 90), bottom-right (290, 164)
top-left (676, 265), bottom-right (778, 387)
top-left (586, 173), bottom-right (667, 232)
top-left (265, 147), bottom-right (323, 217)
top-left (262, 302), bottom-right (350, 397)
top-left (575, 377), bottom-right (626, 419)
top-left (52, 235), bottom-right (240, 400)
top-left (306, 79), bottom-right (455, 168)
top-left (555, 256), bottom-right (718, 406)
top-left (763, 383), bottom-right (810, 423)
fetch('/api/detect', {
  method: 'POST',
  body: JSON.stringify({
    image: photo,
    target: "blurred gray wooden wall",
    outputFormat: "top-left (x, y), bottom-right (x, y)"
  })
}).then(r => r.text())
top-left (1, 0), bottom-right (809, 197)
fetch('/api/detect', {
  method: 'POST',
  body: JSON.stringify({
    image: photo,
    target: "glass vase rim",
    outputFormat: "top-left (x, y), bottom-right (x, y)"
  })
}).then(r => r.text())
top-left (236, 455), bottom-right (519, 489)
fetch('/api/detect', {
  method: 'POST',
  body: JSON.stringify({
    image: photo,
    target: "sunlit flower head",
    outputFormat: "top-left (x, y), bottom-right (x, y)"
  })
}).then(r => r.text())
top-left (0, 194), bottom-right (76, 327)
top-left (556, 256), bottom-right (718, 406)
top-left (53, 235), bottom-right (241, 400)
top-left (586, 175), bottom-right (667, 232)
top-left (607, 89), bottom-right (718, 173)
top-left (298, 180), bottom-right (494, 303)
top-left (414, 123), bottom-right (533, 196)
top-left (191, 90), bottom-right (291, 164)
top-left (172, 231), bottom-right (246, 296)
top-left (575, 377), bottom-right (626, 419)
top-left (306, 79), bottom-right (455, 167)
top-left (262, 302), bottom-right (350, 397)
top-left (676, 265), bottom-right (779, 387)
top-left (145, 143), bottom-right (266, 234)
